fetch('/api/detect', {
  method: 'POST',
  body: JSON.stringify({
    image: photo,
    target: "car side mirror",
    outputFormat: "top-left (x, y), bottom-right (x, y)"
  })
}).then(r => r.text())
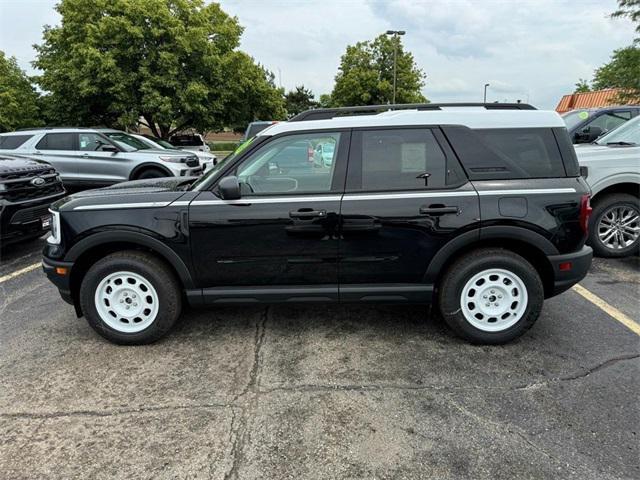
top-left (218, 175), bottom-right (241, 200)
top-left (584, 126), bottom-right (603, 142)
top-left (101, 144), bottom-right (119, 153)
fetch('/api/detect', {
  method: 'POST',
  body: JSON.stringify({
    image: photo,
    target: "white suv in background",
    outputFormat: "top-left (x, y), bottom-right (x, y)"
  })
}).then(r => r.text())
top-left (132, 133), bottom-right (217, 172)
top-left (575, 116), bottom-right (640, 257)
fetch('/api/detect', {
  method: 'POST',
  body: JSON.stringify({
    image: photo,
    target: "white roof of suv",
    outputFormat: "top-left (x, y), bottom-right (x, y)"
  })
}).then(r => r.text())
top-left (259, 107), bottom-right (565, 137)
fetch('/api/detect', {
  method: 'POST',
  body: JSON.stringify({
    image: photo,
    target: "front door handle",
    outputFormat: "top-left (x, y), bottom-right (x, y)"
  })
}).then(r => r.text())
top-left (289, 209), bottom-right (327, 219)
top-left (419, 205), bottom-right (459, 215)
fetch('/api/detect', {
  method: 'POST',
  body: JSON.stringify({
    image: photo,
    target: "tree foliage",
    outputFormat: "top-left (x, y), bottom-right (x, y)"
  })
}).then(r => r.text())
top-left (34, 0), bottom-right (285, 138)
top-left (574, 79), bottom-right (591, 93)
top-left (330, 34), bottom-right (427, 106)
top-left (612, 0), bottom-right (640, 38)
top-left (284, 85), bottom-right (318, 117)
top-left (592, 46), bottom-right (640, 102)
top-left (0, 51), bottom-right (42, 132)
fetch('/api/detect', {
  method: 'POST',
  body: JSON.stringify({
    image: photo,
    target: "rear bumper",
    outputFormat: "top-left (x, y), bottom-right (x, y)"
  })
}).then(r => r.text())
top-left (547, 246), bottom-right (593, 297)
top-left (42, 256), bottom-right (74, 306)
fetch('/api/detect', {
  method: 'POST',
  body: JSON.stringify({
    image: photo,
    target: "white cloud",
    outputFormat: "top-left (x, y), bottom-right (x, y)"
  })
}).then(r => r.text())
top-left (0, 0), bottom-right (636, 110)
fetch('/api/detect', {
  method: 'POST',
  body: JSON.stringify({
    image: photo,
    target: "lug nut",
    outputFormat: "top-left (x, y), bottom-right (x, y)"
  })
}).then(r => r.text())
top-left (486, 303), bottom-right (490, 307)
top-left (126, 305), bottom-right (130, 310)
top-left (483, 295), bottom-right (487, 299)
top-left (490, 290), bottom-right (495, 294)
top-left (498, 295), bottom-right (502, 299)
top-left (133, 303), bottom-right (138, 307)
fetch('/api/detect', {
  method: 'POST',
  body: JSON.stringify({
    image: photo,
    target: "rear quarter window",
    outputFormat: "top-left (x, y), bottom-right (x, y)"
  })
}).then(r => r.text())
top-left (442, 127), bottom-right (567, 180)
top-left (0, 134), bottom-right (33, 150)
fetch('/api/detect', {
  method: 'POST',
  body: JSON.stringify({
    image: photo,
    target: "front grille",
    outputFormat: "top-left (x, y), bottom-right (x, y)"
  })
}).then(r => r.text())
top-left (1, 171), bottom-right (64, 203)
top-left (10, 203), bottom-right (51, 224)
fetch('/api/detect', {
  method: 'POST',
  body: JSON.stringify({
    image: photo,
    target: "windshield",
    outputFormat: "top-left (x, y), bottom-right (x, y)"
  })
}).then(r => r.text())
top-left (595, 116), bottom-right (640, 146)
top-left (562, 110), bottom-right (590, 130)
top-left (104, 132), bottom-right (150, 150)
top-left (190, 137), bottom-right (256, 190)
top-left (113, 140), bottom-right (136, 152)
top-left (145, 135), bottom-right (175, 149)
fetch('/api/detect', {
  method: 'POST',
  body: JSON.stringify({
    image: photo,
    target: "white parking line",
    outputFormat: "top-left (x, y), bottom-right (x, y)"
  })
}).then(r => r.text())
top-left (0, 262), bottom-right (41, 284)
top-left (572, 284), bottom-right (640, 336)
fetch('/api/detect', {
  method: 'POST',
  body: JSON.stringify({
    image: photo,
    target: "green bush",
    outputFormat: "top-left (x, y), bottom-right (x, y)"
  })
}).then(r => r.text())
top-left (209, 141), bottom-right (239, 151)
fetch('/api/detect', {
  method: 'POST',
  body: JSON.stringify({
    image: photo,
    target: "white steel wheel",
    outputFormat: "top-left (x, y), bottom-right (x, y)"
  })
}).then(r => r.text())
top-left (94, 271), bottom-right (159, 333)
top-left (460, 268), bottom-right (528, 332)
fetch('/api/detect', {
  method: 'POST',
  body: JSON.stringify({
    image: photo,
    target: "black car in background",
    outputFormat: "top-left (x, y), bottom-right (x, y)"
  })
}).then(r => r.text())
top-left (562, 106), bottom-right (640, 143)
top-left (0, 154), bottom-right (65, 246)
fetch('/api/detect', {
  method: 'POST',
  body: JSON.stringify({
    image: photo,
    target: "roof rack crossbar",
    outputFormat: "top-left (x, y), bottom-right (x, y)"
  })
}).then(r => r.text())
top-left (289, 102), bottom-right (536, 122)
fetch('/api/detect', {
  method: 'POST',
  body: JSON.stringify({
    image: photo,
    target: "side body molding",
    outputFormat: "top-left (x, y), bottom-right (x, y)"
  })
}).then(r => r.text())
top-left (64, 230), bottom-right (195, 289)
top-left (423, 226), bottom-right (558, 284)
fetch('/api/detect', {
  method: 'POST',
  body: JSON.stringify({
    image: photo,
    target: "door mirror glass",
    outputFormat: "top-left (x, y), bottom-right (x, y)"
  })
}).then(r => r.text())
top-left (218, 175), bottom-right (241, 200)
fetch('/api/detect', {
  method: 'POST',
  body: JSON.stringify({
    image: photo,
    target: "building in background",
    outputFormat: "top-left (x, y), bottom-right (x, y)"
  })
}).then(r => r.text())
top-left (556, 88), bottom-right (631, 113)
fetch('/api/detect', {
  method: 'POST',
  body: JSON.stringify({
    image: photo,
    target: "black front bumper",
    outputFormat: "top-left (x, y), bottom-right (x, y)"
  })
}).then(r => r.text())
top-left (547, 246), bottom-right (593, 297)
top-left (42, 256), bottom-right (75, 306)
top-left (0, 193), bottom-right (65, 245)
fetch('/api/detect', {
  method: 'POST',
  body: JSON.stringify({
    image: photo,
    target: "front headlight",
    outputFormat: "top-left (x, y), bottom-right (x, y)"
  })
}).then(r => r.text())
top-left (47, 210), bottom-right (62, 244)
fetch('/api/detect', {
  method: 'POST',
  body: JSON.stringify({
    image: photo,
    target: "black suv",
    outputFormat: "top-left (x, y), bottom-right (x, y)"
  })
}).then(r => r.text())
top-left (43, 104), bottom-right (593, 345)
top-left (1, 154), bottom-right (65, 245)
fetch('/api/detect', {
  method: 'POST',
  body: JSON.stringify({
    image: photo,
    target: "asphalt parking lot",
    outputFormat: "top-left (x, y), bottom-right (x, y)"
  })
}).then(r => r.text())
top-left (0, 238), bottom-right (638, 480)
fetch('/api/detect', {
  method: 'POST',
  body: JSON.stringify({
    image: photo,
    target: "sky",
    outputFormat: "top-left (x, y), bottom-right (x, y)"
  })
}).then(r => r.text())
top-left (0, 0), bottom-right (636, 110)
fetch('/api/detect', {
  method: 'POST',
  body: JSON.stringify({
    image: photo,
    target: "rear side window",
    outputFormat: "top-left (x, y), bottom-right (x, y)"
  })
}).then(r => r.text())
top-left (350, 129), bottom-right (453, 191)
top-left (443, 127), bottom-right (566, 180)
top-left (0, 134), bottom-right (33, 149)
top-left (36, 133), bottom-right (76, 151)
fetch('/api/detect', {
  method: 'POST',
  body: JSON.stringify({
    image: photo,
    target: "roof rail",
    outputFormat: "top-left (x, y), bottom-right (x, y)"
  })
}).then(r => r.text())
top-left (289, 102), bottom-right (537, 122)
top-left (15, 126), bottom-right (94, 131)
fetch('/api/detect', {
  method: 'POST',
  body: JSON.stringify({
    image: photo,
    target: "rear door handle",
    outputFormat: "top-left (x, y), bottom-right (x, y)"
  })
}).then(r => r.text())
top-left (419, 205), bottom-right (459, 215)
top-left (289, 209), bottom-right (327, 219)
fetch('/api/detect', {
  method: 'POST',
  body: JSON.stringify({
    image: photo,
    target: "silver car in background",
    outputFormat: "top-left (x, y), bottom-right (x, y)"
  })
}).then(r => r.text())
top-left (0, 128), bottom-right (202, 187)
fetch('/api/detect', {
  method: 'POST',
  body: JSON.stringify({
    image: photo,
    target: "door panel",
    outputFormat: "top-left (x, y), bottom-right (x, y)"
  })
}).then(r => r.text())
top-left (189, 130), bottom-right (349, 296)
top-left (339, 127), bottom-right (480, 286)
top-left (77, 133), bottom-right (130, 183)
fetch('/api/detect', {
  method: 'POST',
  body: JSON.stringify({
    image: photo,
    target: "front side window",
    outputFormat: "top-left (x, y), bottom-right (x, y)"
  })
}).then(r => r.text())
top-left (104, 132), bottom-right (149, 150)
top-left (355, 129), bottom-right (448, 191)
top-left (35, 133), bottom-right (76, 151)
top-left (0, 134), bottom-right (33, 150)
top-left (235, 132), bottom-right (340, 194)
top-left (596, 116), bottom-right (640, 145)
top-left (78, 133), bottom-right (108, 151)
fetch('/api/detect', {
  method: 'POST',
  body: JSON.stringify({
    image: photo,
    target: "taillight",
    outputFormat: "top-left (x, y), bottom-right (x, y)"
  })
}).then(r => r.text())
top-left (579, 194), bottom-right (592, 235)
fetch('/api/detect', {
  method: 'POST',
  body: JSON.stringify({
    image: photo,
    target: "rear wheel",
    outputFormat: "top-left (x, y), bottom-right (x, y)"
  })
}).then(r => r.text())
top-left (588, 193), bottom-right (640, 258)
top-left (438, 249), bottom-right (544, 344)
top-left (136, 167), bottom-right (169, 179)
top-left (79, 251), bottom-right (181, 345)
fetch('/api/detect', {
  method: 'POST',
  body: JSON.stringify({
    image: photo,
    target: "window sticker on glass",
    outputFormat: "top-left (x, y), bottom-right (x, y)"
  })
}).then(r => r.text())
top-left (401, 143), bottom-right (427, 172)
top-left (578, 111), bottom-right (589, 120)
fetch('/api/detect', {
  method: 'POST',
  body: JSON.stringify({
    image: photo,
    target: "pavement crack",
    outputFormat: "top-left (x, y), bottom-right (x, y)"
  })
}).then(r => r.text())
top-left (224, 306), bottom-right (269, 480)
top-left (513, 353), bottom-right (640, 391)
top-left (0, 402), bottom-right (233, 420)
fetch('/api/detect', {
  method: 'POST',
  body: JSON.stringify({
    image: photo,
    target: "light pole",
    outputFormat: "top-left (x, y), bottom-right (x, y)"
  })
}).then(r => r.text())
top-left (385, 30), bottom-right (406, 104)
top-left (483, 83), bottom-right (490, 103)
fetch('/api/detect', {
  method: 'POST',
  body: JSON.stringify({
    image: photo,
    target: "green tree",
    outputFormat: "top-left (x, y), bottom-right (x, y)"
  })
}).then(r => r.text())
top-left (574, 79), bottom-right (591, 93)
top-left (284, 85), bottom-right (318, 117)
top-left (318, 93), bottom-right (333, 108)
top-left (330, 34), bottom-right (427, 106)
top-left (34, 0), bottom-right (285, 138)
top-left (592, 46), bottom-right (640, 102)
top-left (0, 51), bottom-right (42, 132)
top-left (612, 0), bottom-right (640, 37)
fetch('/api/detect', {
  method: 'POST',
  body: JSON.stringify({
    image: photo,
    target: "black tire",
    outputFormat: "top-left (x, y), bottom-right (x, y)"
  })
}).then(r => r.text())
top-left (79, 250), bottom-right (182, 345)
top-left (438, 248), bottom-right (544, 345)
top-left (588, 193), bottom-right (640, 258)
top-left (136, 168), bottom-right (169, 179)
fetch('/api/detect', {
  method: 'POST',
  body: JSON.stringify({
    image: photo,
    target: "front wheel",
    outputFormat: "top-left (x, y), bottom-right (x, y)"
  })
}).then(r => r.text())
top-left (438, 249), bottom-right (544, 344)
top-left (588, 193), bottom-right (640, 258)
top-left (79, 251), bottom-right (182, 345)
